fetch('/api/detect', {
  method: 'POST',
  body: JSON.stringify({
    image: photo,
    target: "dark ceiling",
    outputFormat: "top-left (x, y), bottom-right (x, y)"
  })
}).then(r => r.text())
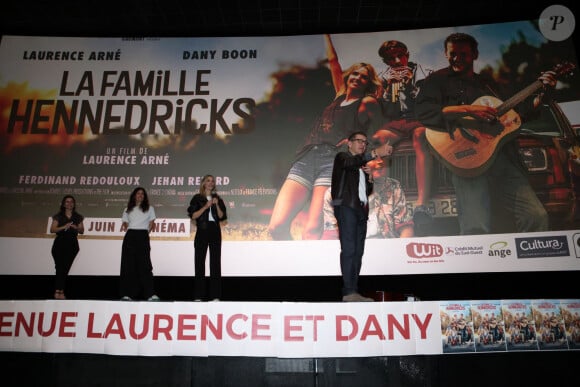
top-left (2, 1), bottom-right (579, 38)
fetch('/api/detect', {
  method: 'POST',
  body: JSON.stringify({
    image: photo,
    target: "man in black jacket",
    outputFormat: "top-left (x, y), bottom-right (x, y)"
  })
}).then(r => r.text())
top-left (331, 131), bottom-right (392, 302)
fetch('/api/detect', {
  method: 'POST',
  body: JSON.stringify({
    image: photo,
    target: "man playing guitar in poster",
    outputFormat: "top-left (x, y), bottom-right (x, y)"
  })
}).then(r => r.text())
top-left (415, 32), bottom-right (559, 235)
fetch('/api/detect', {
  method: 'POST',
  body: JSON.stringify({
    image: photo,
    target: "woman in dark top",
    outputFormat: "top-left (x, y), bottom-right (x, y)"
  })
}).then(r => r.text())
top-left (187, 174), bottom-right (227, 301)
top-left (50, 195), bottom-right (84, 300)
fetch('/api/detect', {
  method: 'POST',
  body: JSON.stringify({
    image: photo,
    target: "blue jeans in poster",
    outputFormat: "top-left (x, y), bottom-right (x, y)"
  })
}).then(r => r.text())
top-left (452, 150), bottom-right (548, 235)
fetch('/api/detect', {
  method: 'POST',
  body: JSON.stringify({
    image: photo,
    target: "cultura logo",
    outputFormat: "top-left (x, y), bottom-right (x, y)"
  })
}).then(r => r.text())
top-left (406, 243), bottom-right (443, 258)
top-left (515, 235), bottom-right (570, 258)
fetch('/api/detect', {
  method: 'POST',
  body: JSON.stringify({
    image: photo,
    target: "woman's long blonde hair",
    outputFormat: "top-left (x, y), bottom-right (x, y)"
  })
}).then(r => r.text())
top-left (337, 62), bottom-right (383, 99)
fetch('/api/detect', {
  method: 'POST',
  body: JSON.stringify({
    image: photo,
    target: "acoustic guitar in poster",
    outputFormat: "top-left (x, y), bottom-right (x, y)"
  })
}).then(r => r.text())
top-left (425, 62), bottom-right (575, 177)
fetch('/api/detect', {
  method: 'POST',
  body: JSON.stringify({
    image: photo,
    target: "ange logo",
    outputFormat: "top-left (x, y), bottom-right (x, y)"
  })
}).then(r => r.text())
top-left (406, 242), bottom-right (443, 258)
top-left (488, 241), bottom-right (512, 258)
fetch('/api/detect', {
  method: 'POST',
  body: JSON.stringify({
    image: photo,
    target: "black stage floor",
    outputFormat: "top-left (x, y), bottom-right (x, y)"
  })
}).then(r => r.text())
top-left (1, 271), bottom-right (578, 302)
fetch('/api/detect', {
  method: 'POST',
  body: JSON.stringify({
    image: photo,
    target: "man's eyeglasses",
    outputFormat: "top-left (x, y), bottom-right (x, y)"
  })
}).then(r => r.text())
top-left (351, 138), bottom-right (369, 145)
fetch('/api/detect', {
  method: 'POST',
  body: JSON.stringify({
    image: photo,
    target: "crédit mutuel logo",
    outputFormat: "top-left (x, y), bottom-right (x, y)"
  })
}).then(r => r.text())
top-left (515, 235), bottom-right (570, 258)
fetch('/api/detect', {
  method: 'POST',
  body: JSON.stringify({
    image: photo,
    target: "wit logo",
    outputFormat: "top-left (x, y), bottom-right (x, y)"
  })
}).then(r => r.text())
top-left (406, 243), bottom-right (443, 258)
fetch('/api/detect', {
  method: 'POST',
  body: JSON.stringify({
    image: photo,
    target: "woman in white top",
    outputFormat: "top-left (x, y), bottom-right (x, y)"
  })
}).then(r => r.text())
top-left (120, 187), bottom-right (159, 301)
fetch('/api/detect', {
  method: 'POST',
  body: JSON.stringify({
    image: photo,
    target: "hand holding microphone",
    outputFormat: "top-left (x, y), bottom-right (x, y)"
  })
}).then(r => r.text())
top-left (210, 193), bottom-right (219, 206)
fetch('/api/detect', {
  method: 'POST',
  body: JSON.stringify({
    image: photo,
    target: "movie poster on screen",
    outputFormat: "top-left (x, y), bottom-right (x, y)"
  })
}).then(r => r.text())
top-left (502, 299), bottom-right (539, 351)
top-left (470, 300), bottom-right (507, 352)
top-left (532, 299), bottom-right (569, 350)
top-left (1, 19), bottom-right (580, 277)
top-left (440, 300), bottom-right (475, 353)
top-left (560, 299), bottom-right (580, 350)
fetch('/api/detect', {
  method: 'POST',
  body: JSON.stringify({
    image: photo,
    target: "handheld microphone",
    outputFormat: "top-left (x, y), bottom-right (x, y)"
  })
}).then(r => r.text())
top-left (210, 193), bottom-right (219, 208)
